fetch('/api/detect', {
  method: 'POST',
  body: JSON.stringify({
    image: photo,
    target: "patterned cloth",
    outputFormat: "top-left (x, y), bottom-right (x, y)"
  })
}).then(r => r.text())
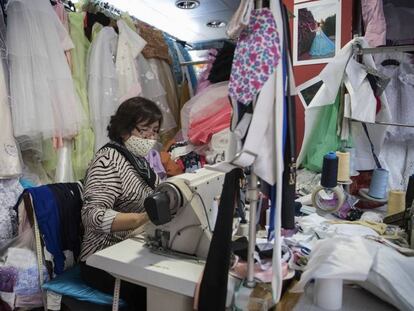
top-left (229, 8), bottom-right (281, 105)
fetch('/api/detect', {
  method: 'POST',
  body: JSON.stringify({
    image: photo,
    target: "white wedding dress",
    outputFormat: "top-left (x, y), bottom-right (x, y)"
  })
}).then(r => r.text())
top-left (88, 26), bottom-right (119, 151)
top-left (7, 0), bottom-right (83, 141)
top-left (0, 9), bottom-right (21, 178)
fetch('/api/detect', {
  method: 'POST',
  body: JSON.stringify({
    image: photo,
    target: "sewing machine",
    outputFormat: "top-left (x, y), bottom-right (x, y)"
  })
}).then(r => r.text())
top-left (144, 168), bottom-right (227, 259)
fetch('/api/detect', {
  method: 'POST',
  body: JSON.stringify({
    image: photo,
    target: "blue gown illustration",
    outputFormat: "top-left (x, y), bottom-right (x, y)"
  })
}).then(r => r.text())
top-left (309, 26), bottom-right (335, 56)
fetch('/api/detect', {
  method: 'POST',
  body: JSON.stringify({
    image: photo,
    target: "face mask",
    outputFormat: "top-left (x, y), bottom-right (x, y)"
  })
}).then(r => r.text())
top-left (124, 136), bottom-right (158, 157)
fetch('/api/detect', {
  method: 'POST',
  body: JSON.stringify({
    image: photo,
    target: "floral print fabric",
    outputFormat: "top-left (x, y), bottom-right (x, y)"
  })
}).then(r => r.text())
top-left (229, 8), bottom-right (281, 105)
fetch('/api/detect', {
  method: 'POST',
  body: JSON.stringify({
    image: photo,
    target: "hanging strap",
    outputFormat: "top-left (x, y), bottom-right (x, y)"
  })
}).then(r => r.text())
top-left (103, 143), bottom-right (157, 189)
top-left (361, 123), bottom-right (382, 169)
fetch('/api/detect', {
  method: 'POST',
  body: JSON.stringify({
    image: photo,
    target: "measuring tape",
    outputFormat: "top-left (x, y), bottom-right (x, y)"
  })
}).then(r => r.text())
top-left (112, 278), bottom-right (121, 311)
top-left (32, 202), bottom-right (48, 311)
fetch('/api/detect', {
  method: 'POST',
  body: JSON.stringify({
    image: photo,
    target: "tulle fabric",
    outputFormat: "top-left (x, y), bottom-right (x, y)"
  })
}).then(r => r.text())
top-left (7, 0), bottom-right (83, 140)
top-left (0, 8), bottom-right (21, 178)
top-left (180, 82), bottom-right (229, 140)
top-left (88, 26), bottom-right (119, 151)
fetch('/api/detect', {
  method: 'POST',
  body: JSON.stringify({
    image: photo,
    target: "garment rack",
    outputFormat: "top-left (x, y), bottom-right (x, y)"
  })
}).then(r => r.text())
top-left (354, 44), bottom-right (414, 55)
top-left (180, 60), bottom-right (209, 66)
top-left (352, 43), bottom-right (414, 128)
top-left (83, 0), bottom-right (193, 49)
top-left (351, 119), bottom-right (414, 128)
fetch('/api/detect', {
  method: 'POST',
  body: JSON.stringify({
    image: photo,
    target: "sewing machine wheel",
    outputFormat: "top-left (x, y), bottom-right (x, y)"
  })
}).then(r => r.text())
top-left (156, 182), bottom-right (182, 216)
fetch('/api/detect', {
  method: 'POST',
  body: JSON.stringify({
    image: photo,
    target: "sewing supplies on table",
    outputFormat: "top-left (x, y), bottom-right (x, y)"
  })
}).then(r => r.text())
top-left (312, 152), bottom-right (345, 215)
top-left (336, 151), bottom-right (351, 183)
top-left (344, 146), bottom-right (359, 176)
top-left (387, 190), bottom-right (406, 216)
top-left (359, 168), bottom-right (389, 203)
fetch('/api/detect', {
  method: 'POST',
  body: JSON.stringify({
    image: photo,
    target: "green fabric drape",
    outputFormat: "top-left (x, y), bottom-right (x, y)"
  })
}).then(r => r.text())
top-left (69, 12), bottom-right (95, 180)
top-left (302, 94), bottom-right (347, 172)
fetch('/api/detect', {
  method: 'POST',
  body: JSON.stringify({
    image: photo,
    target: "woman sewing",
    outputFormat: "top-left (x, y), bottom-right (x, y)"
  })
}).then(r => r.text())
top-left (79, 96), bottom-right (163, 310)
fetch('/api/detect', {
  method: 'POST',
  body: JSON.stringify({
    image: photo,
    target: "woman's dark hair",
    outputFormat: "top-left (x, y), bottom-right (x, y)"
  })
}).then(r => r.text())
top-left (107, 97), bottom-right (163, 144)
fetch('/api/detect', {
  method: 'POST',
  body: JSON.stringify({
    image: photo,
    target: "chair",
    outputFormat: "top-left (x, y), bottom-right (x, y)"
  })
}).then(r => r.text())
top-left (21, 185), bottom-right (127, 311)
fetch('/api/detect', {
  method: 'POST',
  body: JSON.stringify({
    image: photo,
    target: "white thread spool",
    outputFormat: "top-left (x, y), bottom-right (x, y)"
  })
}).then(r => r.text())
top-left (314, 278), bottom-right (343, 310)
top-left (336, 151), bottom-right (350, 182)
top-left (344, 147), bottom-right (357, 175)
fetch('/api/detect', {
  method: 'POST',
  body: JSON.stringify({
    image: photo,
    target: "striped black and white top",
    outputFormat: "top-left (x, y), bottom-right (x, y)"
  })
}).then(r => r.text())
top-left (80, 146), bottom-right (158, 261)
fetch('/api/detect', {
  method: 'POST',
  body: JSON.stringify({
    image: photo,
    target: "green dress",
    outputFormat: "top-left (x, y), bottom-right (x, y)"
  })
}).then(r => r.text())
top-left (69, 12), bottom-right (95, 180)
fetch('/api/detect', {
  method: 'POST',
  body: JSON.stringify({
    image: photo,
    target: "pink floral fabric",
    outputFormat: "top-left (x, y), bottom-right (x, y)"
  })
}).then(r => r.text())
top-left (229, 8), bottom-right (281, 105)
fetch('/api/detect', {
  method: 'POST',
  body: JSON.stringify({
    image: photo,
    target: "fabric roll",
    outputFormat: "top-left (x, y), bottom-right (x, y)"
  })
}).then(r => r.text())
top-left (198, 168), bottom-right (243, 311)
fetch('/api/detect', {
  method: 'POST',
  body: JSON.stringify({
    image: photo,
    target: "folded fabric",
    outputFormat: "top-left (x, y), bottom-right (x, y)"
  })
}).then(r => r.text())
top-left (292, 236), bottom-right (380, 292)
top-left (15, 266), bottom-right (49, 296)
top-left (0, 267), bottom-right (18, 293)
top-left (188, 98), bottom-right (232, 145)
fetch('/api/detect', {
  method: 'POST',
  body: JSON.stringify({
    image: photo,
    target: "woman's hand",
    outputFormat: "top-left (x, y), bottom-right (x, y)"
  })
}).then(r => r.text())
top-left (111, 212), bottom-right (149, 232)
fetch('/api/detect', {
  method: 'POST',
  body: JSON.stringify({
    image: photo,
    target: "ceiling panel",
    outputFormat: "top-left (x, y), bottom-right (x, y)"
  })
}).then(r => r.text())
top-left (106, 0), bottom-right (240, 43)
top-left (221, 0), bottom-right (241, 10)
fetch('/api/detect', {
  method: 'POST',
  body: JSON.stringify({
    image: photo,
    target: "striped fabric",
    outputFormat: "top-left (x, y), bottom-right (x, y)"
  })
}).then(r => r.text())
top-left (80, 147), bottom-right (158, 261)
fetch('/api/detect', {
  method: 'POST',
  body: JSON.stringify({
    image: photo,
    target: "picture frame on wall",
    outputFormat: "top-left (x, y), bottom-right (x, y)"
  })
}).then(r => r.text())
top-left (297, 76), bottom-right (324, 109)
top-left (293, 0), bottom-right (341, 66)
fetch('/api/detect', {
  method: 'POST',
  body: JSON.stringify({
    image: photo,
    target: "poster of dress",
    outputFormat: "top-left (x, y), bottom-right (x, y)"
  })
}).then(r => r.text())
top-left (293, 0), bottom-right (341, 66)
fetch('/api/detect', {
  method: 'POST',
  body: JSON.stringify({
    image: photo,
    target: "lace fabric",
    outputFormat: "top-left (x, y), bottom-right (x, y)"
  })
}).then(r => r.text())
top-left (0, 179), bottom-right (23, 246)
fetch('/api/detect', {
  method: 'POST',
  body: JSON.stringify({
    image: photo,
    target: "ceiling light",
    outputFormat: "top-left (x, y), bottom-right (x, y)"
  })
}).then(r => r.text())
top-left (175, 0), bottom-right (200, 9)
top-left (206, 20), bottom-right (227, 28)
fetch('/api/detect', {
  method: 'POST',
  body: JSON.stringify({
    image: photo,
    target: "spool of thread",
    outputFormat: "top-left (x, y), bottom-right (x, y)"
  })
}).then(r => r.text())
top-left (368, 168), bottom-right (389, 199)
top-left (406, 174), bottom-right (414, 210)
top-left (312, 185), bottom-right (346, 215)
top-left (344, 147), bottom-right (357, 175)
top-left (314, 278), bottom-right (343, 310)
top-left (336, 151), bottom-right (350, 182)
top-left (387, 190), bottom-right (406, 216)
top-left (321, 152), bottom-right (338, 188)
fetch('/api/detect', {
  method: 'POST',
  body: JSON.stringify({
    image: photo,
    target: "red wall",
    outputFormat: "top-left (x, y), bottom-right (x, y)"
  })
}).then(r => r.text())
top-left (282, 0), bottom-right (354, 153)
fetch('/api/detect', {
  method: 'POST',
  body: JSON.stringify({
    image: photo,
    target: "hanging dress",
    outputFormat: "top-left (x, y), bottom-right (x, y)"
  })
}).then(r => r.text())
top-left (7, 0), bottom-right (83, 141)
top-left (69, 12), bottom-right (95, 180)
top-left (0, 8), bottom-right (21, 178)
top-left (116, 19), bottom-right (146, 102)
top-left (88, 26), bottom-right (119, 151)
